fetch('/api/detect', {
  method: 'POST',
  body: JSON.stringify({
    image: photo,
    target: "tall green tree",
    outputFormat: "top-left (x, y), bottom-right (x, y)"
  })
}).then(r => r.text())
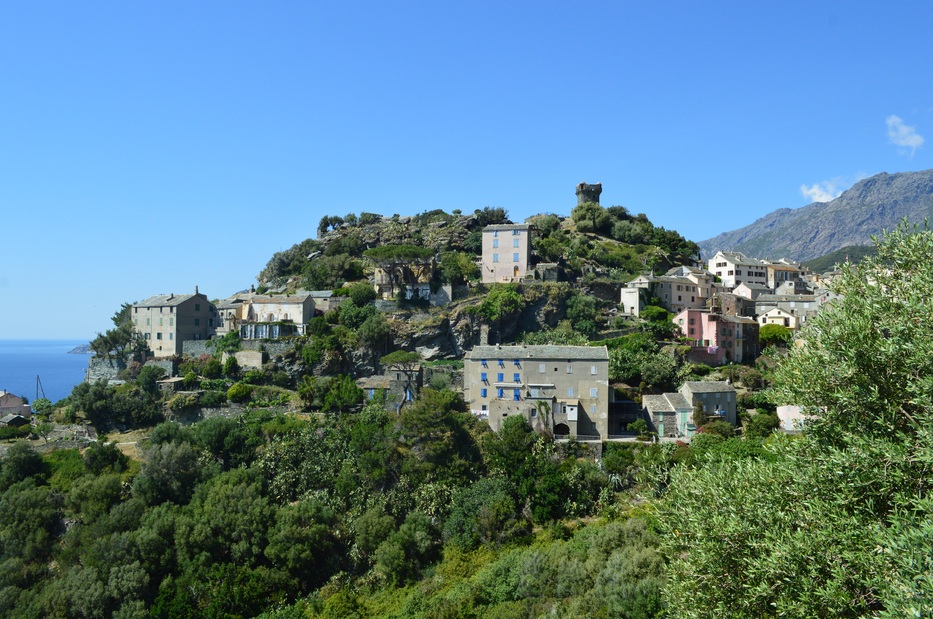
top-left (660, 223), bottom-right (933, 617)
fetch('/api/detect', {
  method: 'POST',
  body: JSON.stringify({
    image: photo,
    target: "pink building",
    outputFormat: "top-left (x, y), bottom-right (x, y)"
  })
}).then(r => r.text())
top-left (674, 308), bottom-right (759, 365)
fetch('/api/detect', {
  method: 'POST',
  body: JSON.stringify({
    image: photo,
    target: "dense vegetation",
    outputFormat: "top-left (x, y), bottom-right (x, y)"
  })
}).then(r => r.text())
top-left (7, 213), bottom-right (933, 616)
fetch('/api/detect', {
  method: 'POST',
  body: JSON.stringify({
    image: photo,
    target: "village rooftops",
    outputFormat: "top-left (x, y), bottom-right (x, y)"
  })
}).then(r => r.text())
top-left (467, 344), bottom-right (608, 361)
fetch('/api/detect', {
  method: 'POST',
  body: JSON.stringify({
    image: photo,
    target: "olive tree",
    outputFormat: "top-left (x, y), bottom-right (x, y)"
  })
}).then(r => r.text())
top-left (658, 223), bottom-right (933, 617)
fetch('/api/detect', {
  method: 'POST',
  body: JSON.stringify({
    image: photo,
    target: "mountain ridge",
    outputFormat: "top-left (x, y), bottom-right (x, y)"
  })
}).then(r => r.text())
top-left (698, 169), bottom-right (933, 261)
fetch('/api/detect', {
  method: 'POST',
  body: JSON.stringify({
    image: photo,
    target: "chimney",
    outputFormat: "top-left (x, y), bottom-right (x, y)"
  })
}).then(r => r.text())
top-left (195, 285), bottom-right (199, 295)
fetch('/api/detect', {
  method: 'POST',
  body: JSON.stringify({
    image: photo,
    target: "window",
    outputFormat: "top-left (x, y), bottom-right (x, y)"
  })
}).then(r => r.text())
top-left (498, 359), bottom-right (504, 366)
top-left (169, 317), bottom-right (174, 326)
top-left (159, 317), bottom-right (163, 326)
top-left (493, 254), bottom-right (499, 263)
top-left (497, 373), bottom-right (504, 382)
top-left (567, 364), bottom-right (572, 374)
top-left (481, 359), bottom-right (487, 367)
top-left (481, 388), bottom-right (487, 397)
top-left (195, 304), bottom-right (201, 311)
top-left (146, 318), bottom-right (150, 326)
top-left (497, 388), bottom-right (504, 398)
top-left (538, 363), bottom-right (545, 373)
top-left (493, 230), bottom-right (498, 237)
top-left (530, 388), bottom-right (539, 397)
top-left (144, 333), bottom-right (150, 340)
top-left (531, 407), bottom-right (537, 417)
top-left (480, 372), bottom-right (488, 382)
top-left (169, 333), bottom-right (173, 340)
top-left (156, 333), bottom-right (162, 340)
top-left (591, 365), bottom-right (597, 375)
top-left (567, 387), bottom-right (574, 397)
top-left (590, 387), bottom-right (598, 398)
top-left (513, 238), bottom-right (519, 248)
top-left (513, 253), bottom-right (519, 262)
top-left (208, 319), bottom-right (213, 327)
top-left (493, 239), bottom-right (499, 248)
top-left (513, 389), bottom-right (520, 401)
top-left (513, 373), bottom-right (520, 382)
top-left (195, 318), bottom-right (200, 326)
top-left (513, 229), bottom-right (520, 235)
top-left (513, 359), bottom-right (520, 366)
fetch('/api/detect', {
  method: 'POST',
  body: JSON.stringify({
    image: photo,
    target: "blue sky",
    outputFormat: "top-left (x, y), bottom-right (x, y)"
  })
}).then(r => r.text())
top-left (2, 1), bottom-right (931, 339)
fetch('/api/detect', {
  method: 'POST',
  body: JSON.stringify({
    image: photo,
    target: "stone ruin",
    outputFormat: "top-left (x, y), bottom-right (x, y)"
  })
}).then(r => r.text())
top-left (575, 182), bottom-right (602, 205)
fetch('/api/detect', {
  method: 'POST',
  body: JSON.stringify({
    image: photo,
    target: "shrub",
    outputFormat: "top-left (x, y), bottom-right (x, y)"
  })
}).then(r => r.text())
top-left (227, 382), bottom-right (253, 403)
top-left (199, 390), bottom-right (227, 408)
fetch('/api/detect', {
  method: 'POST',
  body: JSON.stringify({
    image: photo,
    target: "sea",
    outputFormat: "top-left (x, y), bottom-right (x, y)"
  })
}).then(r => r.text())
top-left (0, 340), bottom-right (92, 404)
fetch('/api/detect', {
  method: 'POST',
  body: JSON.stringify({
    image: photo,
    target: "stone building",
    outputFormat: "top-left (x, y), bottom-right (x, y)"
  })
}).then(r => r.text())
top-left (481, 224), bottom-right (534, 284)
top-left (642, 381), bottom-right (737, 438)
top-left (132, 288), bottom-right (218, 357)
top-left (464, 344), bottom-right (610, 439)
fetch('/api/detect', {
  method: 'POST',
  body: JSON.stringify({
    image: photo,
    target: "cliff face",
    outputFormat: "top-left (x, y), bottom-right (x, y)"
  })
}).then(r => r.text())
top-left (699, 169), bottom-right (933, 261)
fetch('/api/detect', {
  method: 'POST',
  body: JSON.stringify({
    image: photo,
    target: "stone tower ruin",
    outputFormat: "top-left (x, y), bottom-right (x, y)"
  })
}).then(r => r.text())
top-left (575, 182), bottom-right (602, 205)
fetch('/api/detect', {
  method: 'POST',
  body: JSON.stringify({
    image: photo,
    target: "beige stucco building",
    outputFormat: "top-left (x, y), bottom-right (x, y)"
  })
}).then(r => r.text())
top-left (132, 288), bottom-right (218, 357)
top-left (464, 344), bottom-right (610, 439)
top-left (481, 224), bottom-right (533, 284)
top-left (624, 266), bottom-right (723, 316)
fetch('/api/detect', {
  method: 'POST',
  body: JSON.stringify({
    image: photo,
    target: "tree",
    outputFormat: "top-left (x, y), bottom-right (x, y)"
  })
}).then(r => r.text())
top-left (363, 245), bottom-right (433, 298)
top-left (347, 281), bottom-right (377, 307)
top-left (475, 283), bottom-right (524, 323)
top-left (759, 323), bottom-right (792, 348)
top-left (571, 202), bottom-right (611, 234)
top-left (89, 302), bottom-right (146, 359)
top-left (660, 224), bottom-right (933, 616)
top-left (381, 350), bottom-right (422, 412)
top-left (321, 374), bottom-right (364, 414)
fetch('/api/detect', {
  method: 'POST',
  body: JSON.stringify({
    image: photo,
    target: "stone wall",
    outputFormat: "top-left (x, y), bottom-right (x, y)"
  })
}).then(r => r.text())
top-left (182, 339), bottom-right (297, 359)
top-left (86, 357), bottom-right (126, 383)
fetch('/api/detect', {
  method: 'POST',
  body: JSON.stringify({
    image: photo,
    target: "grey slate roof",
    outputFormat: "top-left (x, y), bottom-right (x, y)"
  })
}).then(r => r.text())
top-left (643, 393), bottom-right (691, 413)
top-left (482, 224), bottom-right (533, 231)
top-left (681, 381), bottom-right (736, 394)
top-left (466, 345), bottom-right (608, 361)
top-left (135, 293), bottom-right (203, 308)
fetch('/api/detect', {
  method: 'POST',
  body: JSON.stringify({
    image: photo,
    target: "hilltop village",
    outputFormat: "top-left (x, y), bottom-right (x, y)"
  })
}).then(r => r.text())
top-left (76, 182), bottom-right (830, 440)
top-left (4, 185), bottom-right (931, 619)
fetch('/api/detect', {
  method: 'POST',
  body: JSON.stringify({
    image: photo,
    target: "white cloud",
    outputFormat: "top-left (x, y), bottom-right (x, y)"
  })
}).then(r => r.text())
top-left (886, 115), bottom-right (924, 156)
top-left (800, 179), bottom-right (844, 203)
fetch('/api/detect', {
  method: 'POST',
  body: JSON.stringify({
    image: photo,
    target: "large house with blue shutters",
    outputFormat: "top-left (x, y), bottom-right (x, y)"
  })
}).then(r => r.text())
top-left (463, 344), bottom-right (610, 439)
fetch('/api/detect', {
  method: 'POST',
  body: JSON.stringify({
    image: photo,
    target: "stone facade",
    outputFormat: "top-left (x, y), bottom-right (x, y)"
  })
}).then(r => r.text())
top-left (132, 288), bottom-right (218, 357)
top-left (643, 381), bottom-right (737, 438)
top-left (575, 182), bottom-right (602, 205)
top-left (463, 345), bottom-right (610, 439)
